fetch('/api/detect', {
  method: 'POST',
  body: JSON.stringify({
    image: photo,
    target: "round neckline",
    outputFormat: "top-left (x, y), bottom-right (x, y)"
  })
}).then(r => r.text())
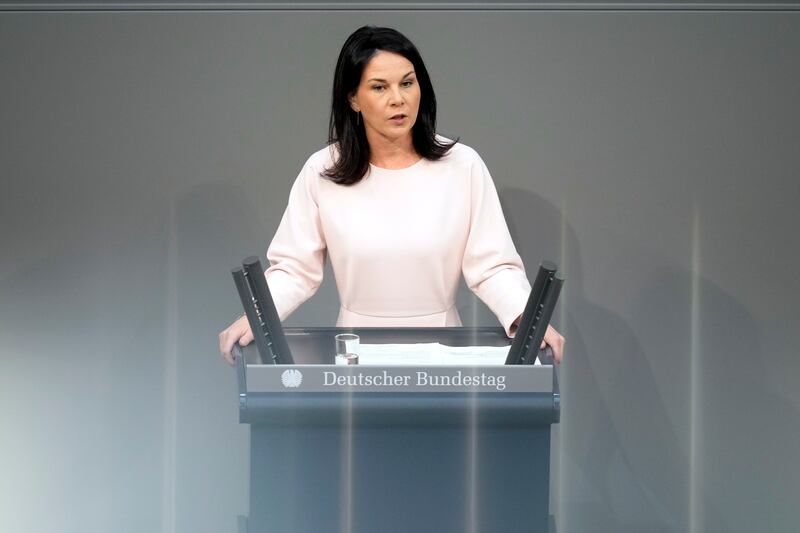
top-left (369, 156), bottom-right (426, 172)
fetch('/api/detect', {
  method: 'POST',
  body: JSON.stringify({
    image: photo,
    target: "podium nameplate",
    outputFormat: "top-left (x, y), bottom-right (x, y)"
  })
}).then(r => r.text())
top-left (244, 364), bottom-right (553, 394)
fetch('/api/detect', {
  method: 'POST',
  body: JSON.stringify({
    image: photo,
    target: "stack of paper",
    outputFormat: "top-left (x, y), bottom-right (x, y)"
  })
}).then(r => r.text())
top-left (357, 343), bottom-right (541, 366)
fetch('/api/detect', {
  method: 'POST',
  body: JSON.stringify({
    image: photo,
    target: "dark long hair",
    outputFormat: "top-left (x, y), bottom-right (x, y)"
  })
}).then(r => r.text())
top-left (324, 25), bottom-right (457, 185)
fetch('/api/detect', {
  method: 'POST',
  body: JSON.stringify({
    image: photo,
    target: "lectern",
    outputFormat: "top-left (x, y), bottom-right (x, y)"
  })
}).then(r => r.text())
top-left (234, 327), bottom-right (559, 533)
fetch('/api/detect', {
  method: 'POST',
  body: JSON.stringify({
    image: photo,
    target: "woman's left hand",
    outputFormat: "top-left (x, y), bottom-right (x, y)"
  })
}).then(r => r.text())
top-left (542, 324), bottom-right (565, 364)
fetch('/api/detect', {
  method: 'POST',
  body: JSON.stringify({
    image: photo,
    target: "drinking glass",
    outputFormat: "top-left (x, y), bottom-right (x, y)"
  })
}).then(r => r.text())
top-left (334, 333), bottom-right (359, 365)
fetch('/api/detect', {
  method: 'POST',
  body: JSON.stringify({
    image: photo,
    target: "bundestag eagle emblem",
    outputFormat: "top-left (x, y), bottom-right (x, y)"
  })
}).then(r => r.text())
top-left (281, 369), bottom-right (303, 388)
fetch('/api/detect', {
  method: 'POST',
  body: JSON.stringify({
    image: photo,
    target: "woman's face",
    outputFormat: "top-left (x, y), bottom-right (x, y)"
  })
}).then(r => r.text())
top-left (349, 50), bottom-right (421, 145)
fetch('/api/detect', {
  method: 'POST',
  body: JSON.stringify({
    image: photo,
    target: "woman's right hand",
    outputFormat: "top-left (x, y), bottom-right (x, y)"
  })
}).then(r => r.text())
top-left (218, 315), bottom-right (254, 366)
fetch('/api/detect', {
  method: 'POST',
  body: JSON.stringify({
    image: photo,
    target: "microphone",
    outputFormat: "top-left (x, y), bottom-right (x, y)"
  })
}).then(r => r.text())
top-left (505, 261), bottom-right (564, 365)
top-left (231, 256), bottom-right (294, 365)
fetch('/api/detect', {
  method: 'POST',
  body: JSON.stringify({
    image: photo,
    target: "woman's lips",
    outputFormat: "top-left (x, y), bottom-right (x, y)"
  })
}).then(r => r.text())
top-left (389, 114), bottom-right (407, 125)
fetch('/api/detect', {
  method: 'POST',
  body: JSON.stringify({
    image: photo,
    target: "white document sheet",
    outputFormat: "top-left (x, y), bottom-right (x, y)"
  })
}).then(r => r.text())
top-left (358, 343), bottom-right (541, 366)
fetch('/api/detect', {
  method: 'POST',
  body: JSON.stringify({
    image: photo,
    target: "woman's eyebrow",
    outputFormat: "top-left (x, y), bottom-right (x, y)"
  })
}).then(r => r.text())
top-left (366, 71), bottom-right (416, 83)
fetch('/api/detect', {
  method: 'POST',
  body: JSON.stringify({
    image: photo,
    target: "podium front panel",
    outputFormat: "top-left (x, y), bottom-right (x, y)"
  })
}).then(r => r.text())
top-left (237, 327), bottom-right (558, 533)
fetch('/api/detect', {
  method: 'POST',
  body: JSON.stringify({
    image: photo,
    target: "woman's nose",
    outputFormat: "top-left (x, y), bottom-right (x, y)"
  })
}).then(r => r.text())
top-left (388, 86), bottom-right (403, 105)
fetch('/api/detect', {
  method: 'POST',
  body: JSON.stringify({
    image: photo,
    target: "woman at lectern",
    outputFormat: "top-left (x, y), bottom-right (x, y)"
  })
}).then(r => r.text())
top-left (219, 25), bottom-right (564, 365)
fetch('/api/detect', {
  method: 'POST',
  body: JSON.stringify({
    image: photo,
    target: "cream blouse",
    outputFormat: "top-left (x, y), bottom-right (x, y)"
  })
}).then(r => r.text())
top-left (264, 141), bottom-right (531, 336)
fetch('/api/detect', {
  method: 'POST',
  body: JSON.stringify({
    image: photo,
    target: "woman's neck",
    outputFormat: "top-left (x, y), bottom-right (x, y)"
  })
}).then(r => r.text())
top-left (366, 131), bottom-right (420, 169)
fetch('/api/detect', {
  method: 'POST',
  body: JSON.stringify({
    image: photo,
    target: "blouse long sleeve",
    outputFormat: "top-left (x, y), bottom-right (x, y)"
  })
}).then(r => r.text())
top-left (461, 154), bottom-right (531, 337)
top-left (264, 158), bottom-right (327, 321)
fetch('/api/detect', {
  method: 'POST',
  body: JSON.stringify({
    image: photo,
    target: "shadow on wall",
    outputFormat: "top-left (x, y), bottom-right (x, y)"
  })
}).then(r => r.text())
top-left (171, 180), bottom-right (268, 533)
top-left (170, 178), bottom-right (342, 533)
top-left (499, 187), bottom-right (696, 533)
top-left (499, 186), bottom-right (800, 533)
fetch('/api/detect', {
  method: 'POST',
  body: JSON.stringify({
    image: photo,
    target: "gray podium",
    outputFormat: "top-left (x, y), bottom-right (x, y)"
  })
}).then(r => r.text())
top-left (235, 327), bottom-right (559, 533)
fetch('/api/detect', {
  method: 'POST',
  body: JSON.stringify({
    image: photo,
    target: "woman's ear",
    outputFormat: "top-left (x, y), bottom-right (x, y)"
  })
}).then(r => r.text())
top-left (348, 93), bottom-right (359, 113)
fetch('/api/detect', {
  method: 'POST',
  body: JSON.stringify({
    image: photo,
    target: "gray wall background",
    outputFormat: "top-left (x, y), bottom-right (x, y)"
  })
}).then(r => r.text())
top-left (1, 4), bottom-right (799, 533)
